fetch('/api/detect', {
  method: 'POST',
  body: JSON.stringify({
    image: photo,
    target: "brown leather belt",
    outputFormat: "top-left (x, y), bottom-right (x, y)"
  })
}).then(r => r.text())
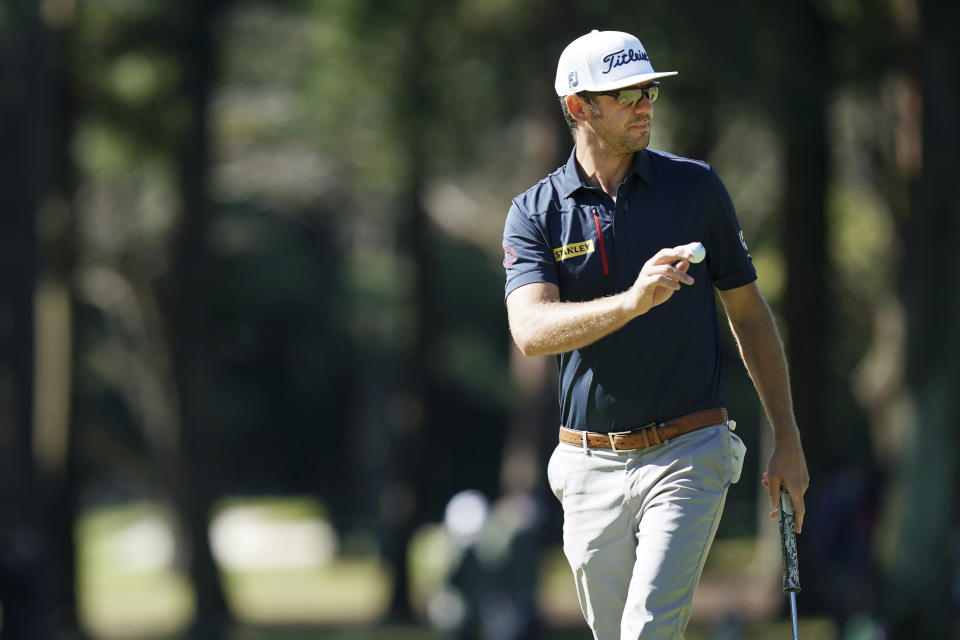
top-left (558, 408), bottom-right (728, 452)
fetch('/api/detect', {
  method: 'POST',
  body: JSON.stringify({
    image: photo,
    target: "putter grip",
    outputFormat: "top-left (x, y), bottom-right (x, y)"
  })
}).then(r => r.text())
top-left (779, 491), bottom-right (801, 593)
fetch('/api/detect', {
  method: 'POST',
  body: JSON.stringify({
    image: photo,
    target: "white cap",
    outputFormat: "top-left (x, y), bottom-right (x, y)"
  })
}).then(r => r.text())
top-left (555, 30), bottom-right (678, 96)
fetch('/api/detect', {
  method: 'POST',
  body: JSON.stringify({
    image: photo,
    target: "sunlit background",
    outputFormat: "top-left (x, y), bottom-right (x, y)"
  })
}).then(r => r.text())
top-left (2, 0), bottom-right (958, 639)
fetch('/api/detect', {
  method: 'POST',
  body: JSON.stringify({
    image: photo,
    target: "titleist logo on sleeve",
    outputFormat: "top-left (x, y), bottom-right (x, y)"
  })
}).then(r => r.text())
top-left (601, 49), bottom-right (649, 74)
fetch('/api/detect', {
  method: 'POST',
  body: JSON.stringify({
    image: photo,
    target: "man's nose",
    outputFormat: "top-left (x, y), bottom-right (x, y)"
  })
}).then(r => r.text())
top-left (633, 96), bottom-right (653, 113)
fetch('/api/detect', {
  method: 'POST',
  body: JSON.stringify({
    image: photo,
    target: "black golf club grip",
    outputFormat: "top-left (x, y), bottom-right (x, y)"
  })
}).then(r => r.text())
top-left (779, 490), bottom-right (801, 593)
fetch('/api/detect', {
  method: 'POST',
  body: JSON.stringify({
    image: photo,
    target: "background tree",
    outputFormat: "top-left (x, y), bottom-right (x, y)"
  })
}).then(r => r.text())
top-left (0, 1), bottom-right (48, 635)
top-left (881, 1), bottom-right (960, 636)
top-left (163, 0), bottom-right (233, 635)
top-left (0, 0), bottom-right (85, 636)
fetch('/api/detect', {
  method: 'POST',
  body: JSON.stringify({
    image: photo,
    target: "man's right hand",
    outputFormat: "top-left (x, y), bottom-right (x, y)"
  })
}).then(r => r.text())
top-left (623, 246), bottom-right (697, 317)
top-left (507, 244), bottom-right (698, 358)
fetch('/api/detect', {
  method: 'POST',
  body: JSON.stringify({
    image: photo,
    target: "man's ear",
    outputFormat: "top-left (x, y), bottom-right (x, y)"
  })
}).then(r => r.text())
top-left (565, 94), bottom-right (591, 123)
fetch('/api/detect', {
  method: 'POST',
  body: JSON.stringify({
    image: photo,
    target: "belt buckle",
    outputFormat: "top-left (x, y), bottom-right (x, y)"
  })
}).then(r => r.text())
top-left (607, 422), bottom-right (655, 452)
top-left (606, 430), bottom-right (633, 452)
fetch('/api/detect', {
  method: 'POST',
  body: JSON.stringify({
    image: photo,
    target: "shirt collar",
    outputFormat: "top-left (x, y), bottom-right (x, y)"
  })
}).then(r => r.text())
top-left (558, 147), bottom-right (655, 198)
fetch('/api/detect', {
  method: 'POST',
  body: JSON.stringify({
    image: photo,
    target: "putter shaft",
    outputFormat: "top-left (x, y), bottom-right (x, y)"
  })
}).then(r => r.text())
top-left (789, 591), bottom-right (799, 640)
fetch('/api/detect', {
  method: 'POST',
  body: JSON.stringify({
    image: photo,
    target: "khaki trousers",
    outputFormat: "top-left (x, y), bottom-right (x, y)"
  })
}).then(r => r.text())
top-left (547, 423), bottom-right (746, 640)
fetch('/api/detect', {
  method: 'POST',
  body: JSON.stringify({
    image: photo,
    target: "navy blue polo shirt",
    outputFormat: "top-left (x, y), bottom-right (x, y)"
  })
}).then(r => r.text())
top-left (502, 147), bottom-right (757, 432)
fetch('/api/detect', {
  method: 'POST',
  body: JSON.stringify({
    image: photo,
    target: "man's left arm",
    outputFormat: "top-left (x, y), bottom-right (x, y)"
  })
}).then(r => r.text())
top-left (719, 282), bottom-right (810, 533)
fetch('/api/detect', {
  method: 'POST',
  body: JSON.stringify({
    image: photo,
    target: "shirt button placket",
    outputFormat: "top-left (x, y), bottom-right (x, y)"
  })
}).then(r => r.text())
top-left (614, 198), bottom-right (626, 286)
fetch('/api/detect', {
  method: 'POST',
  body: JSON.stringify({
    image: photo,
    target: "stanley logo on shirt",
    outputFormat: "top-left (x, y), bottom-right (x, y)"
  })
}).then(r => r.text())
top-left (553, 239), bottom-right (595, 261)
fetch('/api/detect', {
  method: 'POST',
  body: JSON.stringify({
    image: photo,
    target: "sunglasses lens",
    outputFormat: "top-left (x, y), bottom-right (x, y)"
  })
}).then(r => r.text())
top-left (617, 89), bottom-right (644, 106)
top-left (615, 85), bottom-right (659, 106)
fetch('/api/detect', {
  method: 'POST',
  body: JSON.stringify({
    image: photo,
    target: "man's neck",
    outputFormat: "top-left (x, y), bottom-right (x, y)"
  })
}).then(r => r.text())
top-left (574, 138), bottom-right (634, 201)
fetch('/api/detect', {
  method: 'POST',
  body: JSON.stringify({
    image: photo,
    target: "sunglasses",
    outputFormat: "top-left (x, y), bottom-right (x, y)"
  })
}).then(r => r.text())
top-left (594, 82), bottom-right (660, 107)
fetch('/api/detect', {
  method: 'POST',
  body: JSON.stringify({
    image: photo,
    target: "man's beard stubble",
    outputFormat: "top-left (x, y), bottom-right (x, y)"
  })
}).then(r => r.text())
top-left (591, 112), bottom-right (651, 157)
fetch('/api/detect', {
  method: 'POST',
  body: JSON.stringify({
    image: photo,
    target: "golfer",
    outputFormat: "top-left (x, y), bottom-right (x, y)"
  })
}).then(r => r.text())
top-left (501, 30), bottom-right (809, 639)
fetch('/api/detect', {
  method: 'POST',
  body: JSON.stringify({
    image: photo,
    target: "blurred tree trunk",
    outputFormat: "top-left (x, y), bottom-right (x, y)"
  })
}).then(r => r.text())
top-left (166, 0), bottom-right (231, 636)
top-left (776, 0), bottom-right (833, 613)
top-left (33, 8), bottom-right (85, 638)
top-left (0, 2), bottom-right (47, 637)
top-left (779, 1), bottom-right (832, 477)
top-left (383, 188), bottom-right (429, 622)
top-left (0, 2), bottom-right (85, 637)
top-left (383, 3), bottom-right (432, 620)
top-left (882, 1), bottom-right (960, 636)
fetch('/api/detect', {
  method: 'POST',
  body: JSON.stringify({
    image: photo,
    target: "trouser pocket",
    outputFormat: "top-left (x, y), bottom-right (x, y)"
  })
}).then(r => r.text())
top-left (546, 443), bottom-right (565, 501)
top-left (728, 429), bottom-right (747, 485)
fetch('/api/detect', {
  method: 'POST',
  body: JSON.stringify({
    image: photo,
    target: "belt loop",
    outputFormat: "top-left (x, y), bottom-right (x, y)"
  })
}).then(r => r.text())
top-left (582, 430), bottom-right (589, 454)
top-left (648, 424), bottom-right (663, 447)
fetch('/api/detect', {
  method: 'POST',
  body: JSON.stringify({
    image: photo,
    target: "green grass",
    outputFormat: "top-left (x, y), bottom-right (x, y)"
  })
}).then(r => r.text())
top-left (75, 499), bottom-right (837, 639)
top-left (224, 620), bottom-right (840, 640)
top-left (230, 627), bottom-right (446, 640)
top-left (226, 561), bottom-right (390, 624)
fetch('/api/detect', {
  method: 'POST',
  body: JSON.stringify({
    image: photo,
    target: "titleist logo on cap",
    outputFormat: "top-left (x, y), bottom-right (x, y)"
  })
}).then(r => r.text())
top-left (601, 49), bottom-right (650, 74)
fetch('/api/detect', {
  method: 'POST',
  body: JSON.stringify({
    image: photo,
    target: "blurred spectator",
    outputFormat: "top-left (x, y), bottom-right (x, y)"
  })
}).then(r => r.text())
top-left (428, 490), bottom-right (543, 640)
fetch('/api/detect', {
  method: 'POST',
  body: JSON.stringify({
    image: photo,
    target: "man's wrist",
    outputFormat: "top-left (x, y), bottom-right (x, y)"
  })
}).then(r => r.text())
top-left (772, 423), bottom-right (802, 447)
top-left (619, 286), bottom-right (646, 321)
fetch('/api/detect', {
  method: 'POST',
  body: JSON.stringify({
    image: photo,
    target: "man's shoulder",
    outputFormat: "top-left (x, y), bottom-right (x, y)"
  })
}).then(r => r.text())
top-left (646, 149), bottom-right (716, 180)
top-left (510, 163), bottom-right (572, 218)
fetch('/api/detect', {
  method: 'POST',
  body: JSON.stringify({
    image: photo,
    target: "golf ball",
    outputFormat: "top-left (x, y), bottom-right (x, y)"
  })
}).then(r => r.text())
top-left (686, 242), bottom-right (706, 264)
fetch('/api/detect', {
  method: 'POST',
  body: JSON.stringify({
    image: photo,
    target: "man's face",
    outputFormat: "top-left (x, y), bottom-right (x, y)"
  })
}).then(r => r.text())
top-left (581, 83), bottom-right (655, 156)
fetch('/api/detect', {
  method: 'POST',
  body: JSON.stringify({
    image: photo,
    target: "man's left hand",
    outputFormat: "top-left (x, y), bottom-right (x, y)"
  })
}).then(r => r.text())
top-left (761, 440), bottom-right (810, 534)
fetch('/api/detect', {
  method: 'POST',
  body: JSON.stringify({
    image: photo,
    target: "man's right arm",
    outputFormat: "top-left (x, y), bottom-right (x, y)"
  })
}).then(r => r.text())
top-left (506, 246), bottom-right (698, 357)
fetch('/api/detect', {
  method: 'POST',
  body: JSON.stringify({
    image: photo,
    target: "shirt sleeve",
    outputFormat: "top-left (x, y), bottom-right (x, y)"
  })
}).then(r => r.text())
top-left (502, 199), bottom-right (558, 301)
top-left (705, 168), bottom-right (757, 291)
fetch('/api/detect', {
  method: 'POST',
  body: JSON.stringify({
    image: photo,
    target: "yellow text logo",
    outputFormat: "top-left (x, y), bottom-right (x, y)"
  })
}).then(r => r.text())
top-left (553, 240), bottom-right (595, 262)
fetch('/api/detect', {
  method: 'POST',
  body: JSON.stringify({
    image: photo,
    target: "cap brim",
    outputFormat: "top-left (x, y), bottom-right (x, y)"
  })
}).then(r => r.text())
top-left (582, 71), bottom-right (678, 94)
